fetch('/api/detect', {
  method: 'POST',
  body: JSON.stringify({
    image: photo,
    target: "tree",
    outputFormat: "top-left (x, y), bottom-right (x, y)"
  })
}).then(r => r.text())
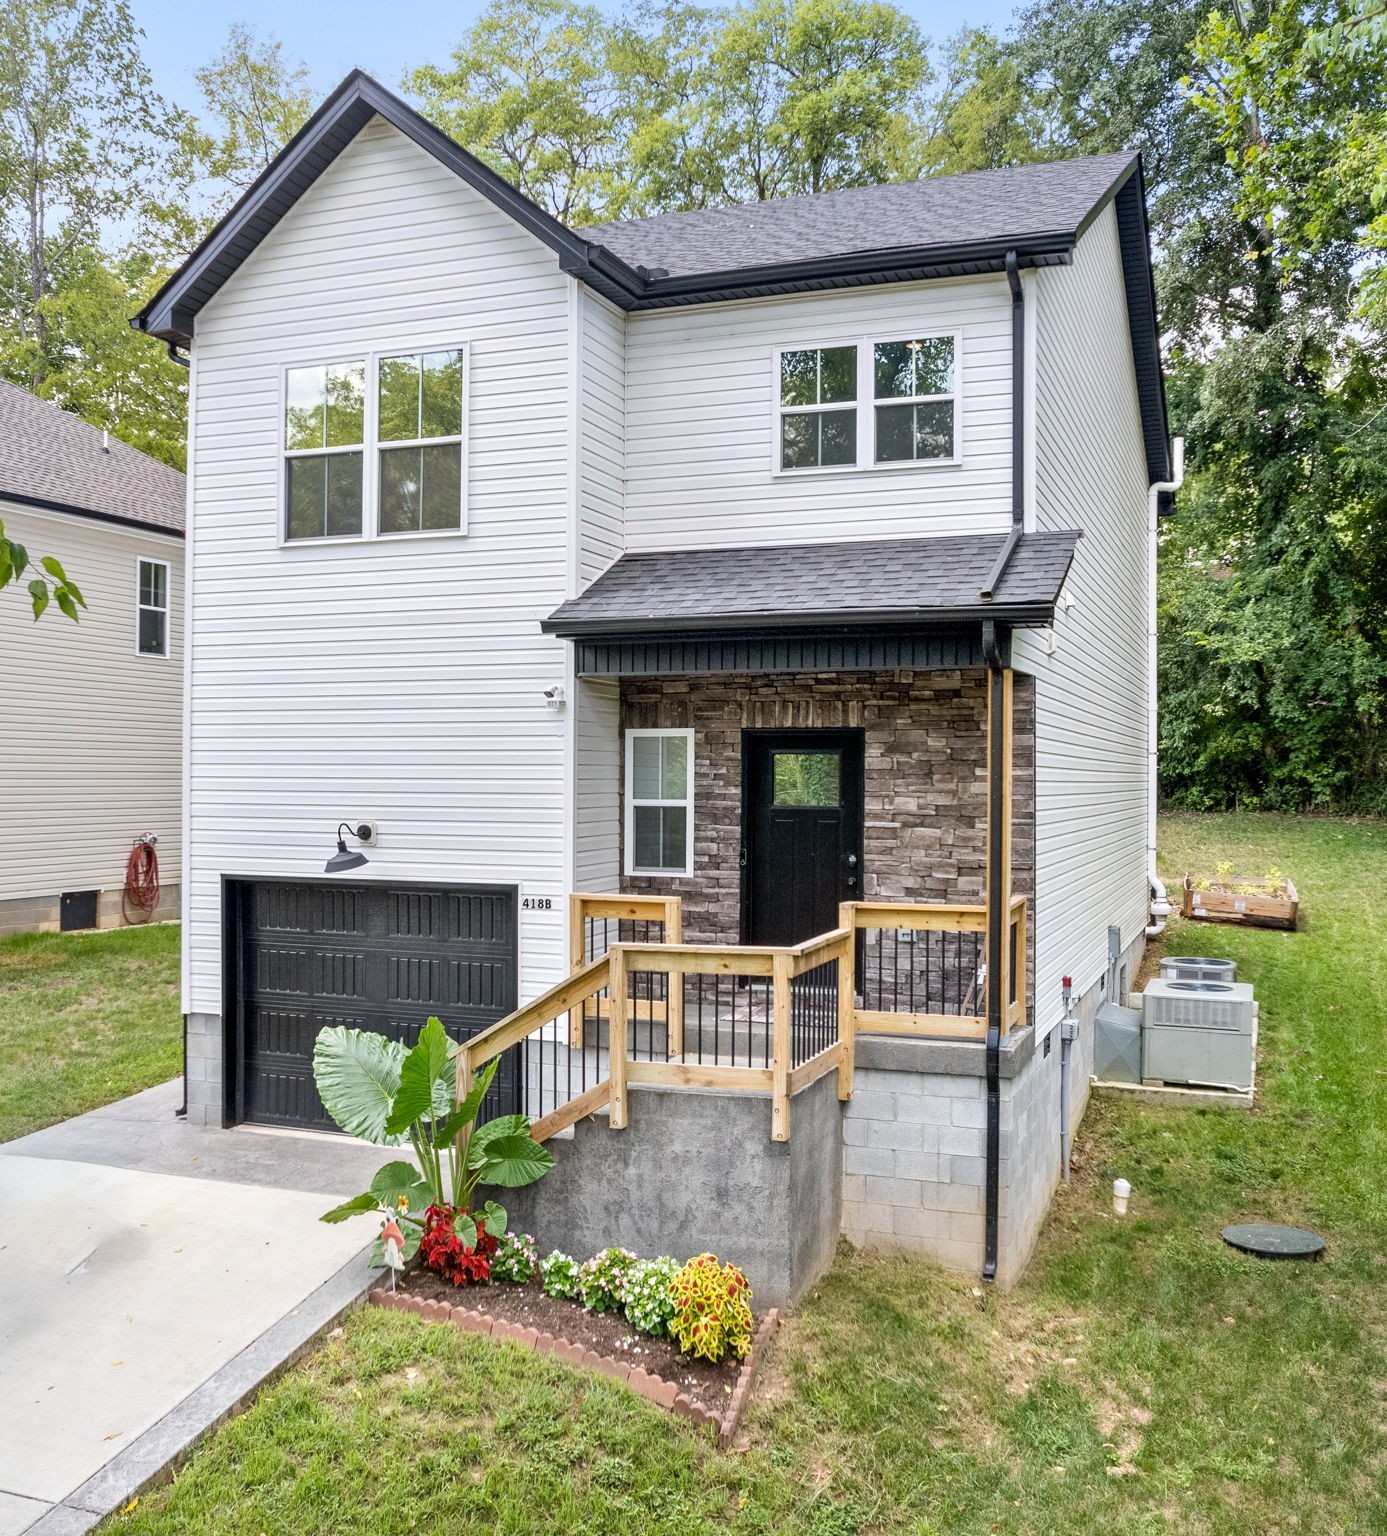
top-left (411, 0), bottom-right (624, 224)
top-left (184, 23), bottom-right (313, 211)
top-left (408, 0), bottom-right (932, 221)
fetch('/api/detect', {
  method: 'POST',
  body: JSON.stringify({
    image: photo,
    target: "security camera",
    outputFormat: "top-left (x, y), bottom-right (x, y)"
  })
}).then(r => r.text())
top-left (543, 685), bottom-right (566, 709)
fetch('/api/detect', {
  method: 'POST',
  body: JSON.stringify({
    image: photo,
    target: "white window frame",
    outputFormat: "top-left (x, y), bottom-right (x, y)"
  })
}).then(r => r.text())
top-left (624, 728), bottom-right (695, 878)
top-left (771, 329), bottom-right (963, 476)
top-left (277, 339), bottom-right (470, 547)
top-left (135, 556), bottom-right (170, 658)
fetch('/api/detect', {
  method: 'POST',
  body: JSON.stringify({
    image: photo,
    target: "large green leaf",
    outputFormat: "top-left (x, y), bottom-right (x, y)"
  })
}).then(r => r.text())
top-left (386, 1016), bottom-right (454, 1135)
top-left (476, 1198), bottom-right (508, 1240)
top-left (434, 1056), bottom-right (499, 1147)
top-left (319, 1191), bottom-right (382, 1224)
top-left (471, 1132), bottom-right (555, 1189)
top-left (312, 1026), bottom-right (407, 1145)
top-left (369, 1159), bottom-right (431, 1214)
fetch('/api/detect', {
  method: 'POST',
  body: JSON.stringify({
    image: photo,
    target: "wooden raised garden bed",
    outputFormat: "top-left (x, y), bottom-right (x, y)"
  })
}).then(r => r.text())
top-left (1182, 874), bottom-right (1299, 931)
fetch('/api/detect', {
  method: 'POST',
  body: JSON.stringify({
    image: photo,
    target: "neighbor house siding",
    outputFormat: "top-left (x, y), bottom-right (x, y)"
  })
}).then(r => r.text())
top-left (1013, 204), bottom-right (1151, 1033)
top-left (184, 115), bottom-right (575, 1015)
top-left (623, 275), bottom-right (1015, 552)
top-left (0, 501), bottom-right (183, 925)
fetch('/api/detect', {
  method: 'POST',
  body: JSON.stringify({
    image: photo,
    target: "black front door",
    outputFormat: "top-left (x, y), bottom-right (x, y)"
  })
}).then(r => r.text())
top-left (743, 730), bottom-right (864, 946)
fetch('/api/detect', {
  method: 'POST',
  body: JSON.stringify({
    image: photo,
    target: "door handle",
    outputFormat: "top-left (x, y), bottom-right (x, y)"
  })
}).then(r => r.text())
top-left (846, 853), bottom-right (859, 867)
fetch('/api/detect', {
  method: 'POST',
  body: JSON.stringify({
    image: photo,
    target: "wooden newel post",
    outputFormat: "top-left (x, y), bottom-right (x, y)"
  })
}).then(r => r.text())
top-left (770, 950), bottom-right (792, 1142)
top-left (608, 945), bottom-right (629, 1129)
top-left (455, 1042), bottom-right (473, 1111)
top-left (836, 924), bottom-right (856, 1101)
top-left (986, 669), bottom-right (1015, 1034)
top-left (665, 896), bottom-right (684, 1057)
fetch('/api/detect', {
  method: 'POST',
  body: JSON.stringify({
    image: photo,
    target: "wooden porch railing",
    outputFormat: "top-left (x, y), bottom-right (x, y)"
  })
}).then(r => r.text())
top-left (844, 894), bottom-right (1027, 1037)
top-left (456, 892), bottom-right (1027, 1145)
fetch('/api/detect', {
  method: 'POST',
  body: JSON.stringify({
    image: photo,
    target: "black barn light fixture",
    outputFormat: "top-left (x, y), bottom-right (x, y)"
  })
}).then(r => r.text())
top-left (326, 822), bottom-right (372, 874)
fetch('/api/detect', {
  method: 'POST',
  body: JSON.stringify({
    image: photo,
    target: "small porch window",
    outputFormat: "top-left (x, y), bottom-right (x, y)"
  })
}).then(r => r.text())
top-left (625, 729), bottom-right (693, 877)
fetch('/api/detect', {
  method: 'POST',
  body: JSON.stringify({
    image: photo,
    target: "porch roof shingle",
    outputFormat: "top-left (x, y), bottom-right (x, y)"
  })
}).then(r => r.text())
top-left (542, 531), bottom-right (1080, 636)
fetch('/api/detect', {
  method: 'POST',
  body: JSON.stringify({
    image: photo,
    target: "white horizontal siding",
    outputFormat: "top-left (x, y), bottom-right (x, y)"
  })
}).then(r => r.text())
top-left (577, 288), bottom-right (625, 584)
top-left (573, 678), bottom-right (620, 899)
top-left (623, 276), bottom-right (1014, 551)
top-left (1013, 204), bottom-right (1151, 1033)
top-left (0, 502), bottom-right (183, 902)
top-left (186, 116), bottom-right (575, 1014)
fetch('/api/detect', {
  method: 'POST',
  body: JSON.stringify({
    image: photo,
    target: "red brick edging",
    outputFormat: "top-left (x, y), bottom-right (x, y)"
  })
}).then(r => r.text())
top-left (367, 1287), bottom-right (780, 1443)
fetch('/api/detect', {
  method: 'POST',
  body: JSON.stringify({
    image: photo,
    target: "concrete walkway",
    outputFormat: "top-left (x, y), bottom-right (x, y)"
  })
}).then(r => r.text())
top-left (0, 1082), bottom-right (388, 1535)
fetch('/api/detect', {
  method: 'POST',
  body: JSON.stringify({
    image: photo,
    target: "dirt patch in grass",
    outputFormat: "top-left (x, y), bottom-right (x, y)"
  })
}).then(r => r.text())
top-left (397, 1269), bottom-right (749, 1413)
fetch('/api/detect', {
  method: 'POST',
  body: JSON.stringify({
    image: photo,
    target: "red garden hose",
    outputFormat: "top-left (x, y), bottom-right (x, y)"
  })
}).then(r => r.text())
top-left (123, 838), bottom-right (161, 924)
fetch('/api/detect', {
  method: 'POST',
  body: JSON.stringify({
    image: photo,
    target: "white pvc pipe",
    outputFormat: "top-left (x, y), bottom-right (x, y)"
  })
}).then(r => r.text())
top-left (1146, 438), bottom-right (1185, 937)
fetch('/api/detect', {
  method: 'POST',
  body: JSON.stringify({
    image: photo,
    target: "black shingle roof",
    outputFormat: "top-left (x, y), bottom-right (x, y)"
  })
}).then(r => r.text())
top-left (0, 380), bottom-right (185, 535)
top-left (543, 532), bottom-right (1080, 636)
top-left (579, 156), bottom-right (1135, 281)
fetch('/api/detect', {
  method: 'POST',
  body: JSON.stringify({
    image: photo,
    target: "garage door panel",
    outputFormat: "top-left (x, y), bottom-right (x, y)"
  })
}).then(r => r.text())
top-left (232, 880), bottom-right (518, 1132)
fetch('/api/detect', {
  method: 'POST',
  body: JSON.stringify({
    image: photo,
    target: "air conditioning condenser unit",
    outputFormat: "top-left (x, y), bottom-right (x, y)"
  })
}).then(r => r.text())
top-left (1140, 978), bottom-right (1256, 1092)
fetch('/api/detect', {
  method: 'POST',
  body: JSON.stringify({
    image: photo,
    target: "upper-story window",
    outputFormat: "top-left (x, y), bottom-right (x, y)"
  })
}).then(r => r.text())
top-left (136, 558), bottom-right (169, 656)
top-left (775, 333), bottom-right (958, 473)
top-left (283, 347), bottom-right (466, 542)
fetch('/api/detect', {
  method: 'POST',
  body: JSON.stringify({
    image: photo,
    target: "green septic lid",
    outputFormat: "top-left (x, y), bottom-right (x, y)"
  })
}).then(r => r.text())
top-left (1221, 1223), bottom-right (1325, 1260)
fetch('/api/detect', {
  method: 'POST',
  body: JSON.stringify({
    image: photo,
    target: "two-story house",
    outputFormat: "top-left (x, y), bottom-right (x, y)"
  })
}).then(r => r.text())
top-left (136, 72), bottom-right (1173, 1297)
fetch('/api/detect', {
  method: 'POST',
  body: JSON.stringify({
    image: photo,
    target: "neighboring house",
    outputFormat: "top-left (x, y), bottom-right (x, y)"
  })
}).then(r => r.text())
top-left (0, 383), bottom-right (184, 939)
top-left (135, 72), bottom-right (1173, 1295)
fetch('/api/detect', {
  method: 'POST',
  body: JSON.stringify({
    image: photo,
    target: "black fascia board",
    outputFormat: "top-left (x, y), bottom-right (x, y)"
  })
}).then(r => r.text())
top-left (1112, 162), bottom-right (1172, 485)
top-left (0, 488), bottom-right (185, 538)
top-left (542, 604), bottom-right (1058, 639)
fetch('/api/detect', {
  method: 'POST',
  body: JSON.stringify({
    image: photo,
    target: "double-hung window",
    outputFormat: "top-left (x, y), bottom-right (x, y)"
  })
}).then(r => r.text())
top-left (283, 347), bottom-right (466, 541)
top-left (136, 558), bottom-right (169, 657)
top-left (775, 333), bottom-right (959, 472)
top-left (625, 729), bottom-right (693, 877)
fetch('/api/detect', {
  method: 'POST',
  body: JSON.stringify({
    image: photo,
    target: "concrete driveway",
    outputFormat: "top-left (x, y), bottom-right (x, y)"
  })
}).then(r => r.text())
top-left (0, 1082), bottom-right (388, 1535)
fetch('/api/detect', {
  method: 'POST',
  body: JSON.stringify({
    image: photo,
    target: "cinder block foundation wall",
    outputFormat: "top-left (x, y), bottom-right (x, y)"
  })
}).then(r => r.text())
top-left (841, 925), bottom-right (1144, 1287)
top-left (620, 669), bottom-right (1035, 945)
top-left (0, 884), bottom-right (180, 941)
top-left (185, 1012), bottom-right (221, 1127)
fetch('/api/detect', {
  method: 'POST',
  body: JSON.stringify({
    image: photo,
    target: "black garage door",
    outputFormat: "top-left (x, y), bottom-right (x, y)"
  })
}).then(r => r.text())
top-left (225, 879), bottom-right (518, 1131)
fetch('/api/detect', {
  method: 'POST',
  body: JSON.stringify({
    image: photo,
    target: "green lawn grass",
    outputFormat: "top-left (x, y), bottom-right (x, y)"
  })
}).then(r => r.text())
top-left (0, 922), bottom-right (182, 1143)
top-left (107, 816), bottom-right (1387, 1535)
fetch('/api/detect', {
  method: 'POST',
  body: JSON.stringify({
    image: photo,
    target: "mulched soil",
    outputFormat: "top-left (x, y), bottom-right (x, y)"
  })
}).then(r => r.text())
top-left (397, 1267), bottom-right (748, 1410)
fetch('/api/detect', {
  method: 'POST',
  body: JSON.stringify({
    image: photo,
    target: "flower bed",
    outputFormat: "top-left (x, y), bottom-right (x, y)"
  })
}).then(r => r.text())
top-left (370, 1269), bottom-right (779, 1440)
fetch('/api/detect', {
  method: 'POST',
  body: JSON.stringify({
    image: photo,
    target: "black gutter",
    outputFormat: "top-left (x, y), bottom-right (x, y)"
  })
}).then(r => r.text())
top-left (981, 618), bottom-right (1006, 1284)
top-left (0, 488), bottom-right (185, 539)
top-left (543, 601), bottom-right (1062, 638)
top-left (980, 252), bottom-right (1027, 604)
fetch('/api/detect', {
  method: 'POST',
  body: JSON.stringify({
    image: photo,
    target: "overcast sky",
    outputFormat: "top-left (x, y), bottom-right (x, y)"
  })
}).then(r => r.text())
top-left (127, 0), bottom-right (1024, 105)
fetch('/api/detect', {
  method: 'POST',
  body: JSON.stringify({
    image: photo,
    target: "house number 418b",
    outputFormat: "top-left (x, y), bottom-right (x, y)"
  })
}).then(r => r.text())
top-left (522, 897), bottom-right (555, 910)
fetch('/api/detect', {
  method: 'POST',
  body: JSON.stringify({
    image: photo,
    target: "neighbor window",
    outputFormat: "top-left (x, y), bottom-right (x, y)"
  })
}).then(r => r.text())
top-left (136, 558), bottom-right (169, 656)
top-left (284, 361), bottom-right (365, 539)
top-left (378, 350), bottom-right (465, 534)
top-left (626, 729), bottom-right (693, 877)
top-left (775, 333), bottom-right (959, 472)
top-left (283, 346), bottom-right (467, 542)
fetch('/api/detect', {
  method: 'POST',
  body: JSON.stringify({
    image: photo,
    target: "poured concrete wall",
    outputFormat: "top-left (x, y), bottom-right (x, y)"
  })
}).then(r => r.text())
top-left (501, 1072), bottom-right (844, 1308)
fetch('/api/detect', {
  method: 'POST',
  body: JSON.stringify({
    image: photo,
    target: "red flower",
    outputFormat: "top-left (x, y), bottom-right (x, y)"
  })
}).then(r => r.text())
top-left (419, 1204), bottom-right (500, 1286)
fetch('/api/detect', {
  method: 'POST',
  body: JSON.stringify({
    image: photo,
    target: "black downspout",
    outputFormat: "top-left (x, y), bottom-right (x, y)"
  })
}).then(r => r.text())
top-left (979, 252), bottom-right (1026, 602)
top-left (981, 249), bottom-right (1024, 1283)
top-left (981, 621), bottom-right (1005, 1283)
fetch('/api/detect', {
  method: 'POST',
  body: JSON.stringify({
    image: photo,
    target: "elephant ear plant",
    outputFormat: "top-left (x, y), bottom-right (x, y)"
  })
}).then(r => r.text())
top-left (312, 1016), bottom-right (553, 1279)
